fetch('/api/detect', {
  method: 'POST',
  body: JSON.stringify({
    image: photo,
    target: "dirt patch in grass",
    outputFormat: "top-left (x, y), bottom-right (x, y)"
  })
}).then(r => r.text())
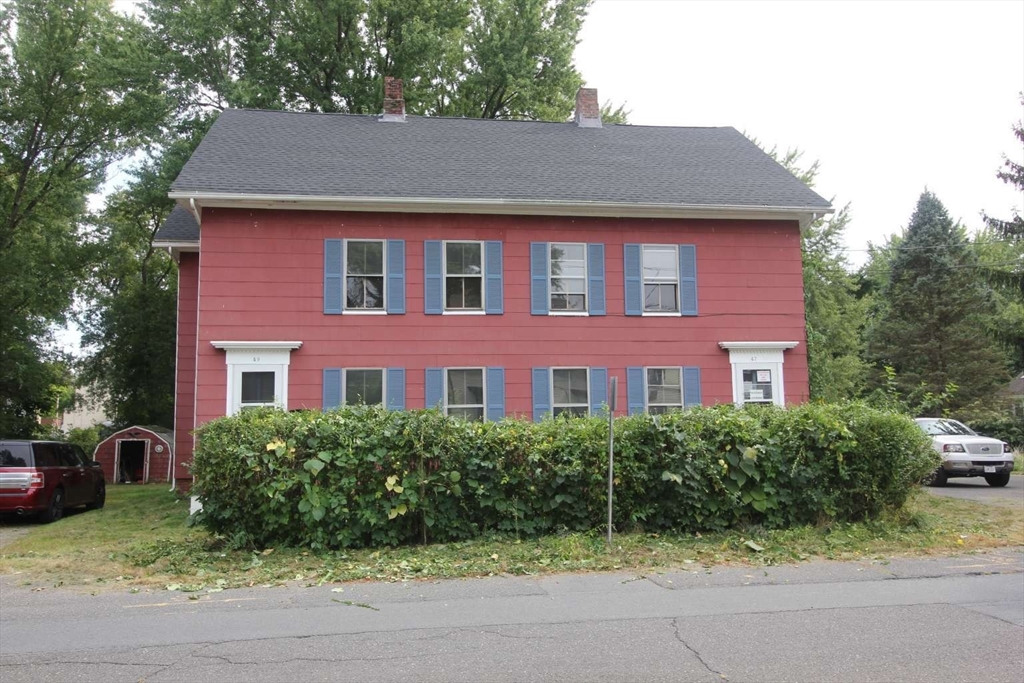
top-left (1, 485), bottom-right (1021, 594)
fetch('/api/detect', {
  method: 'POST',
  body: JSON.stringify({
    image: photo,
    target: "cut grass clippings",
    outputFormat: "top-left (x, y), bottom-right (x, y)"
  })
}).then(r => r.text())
top-left (1, 484), bottom-right (1021, 594)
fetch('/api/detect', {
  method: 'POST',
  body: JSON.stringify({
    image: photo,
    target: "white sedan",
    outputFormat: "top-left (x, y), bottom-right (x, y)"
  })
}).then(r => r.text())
top-left (915, 418), bottom-right (1014, 487)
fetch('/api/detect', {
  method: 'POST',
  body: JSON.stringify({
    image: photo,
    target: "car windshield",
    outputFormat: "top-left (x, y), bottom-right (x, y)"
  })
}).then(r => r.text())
top-left (917, 419), bottom-right (976, 436)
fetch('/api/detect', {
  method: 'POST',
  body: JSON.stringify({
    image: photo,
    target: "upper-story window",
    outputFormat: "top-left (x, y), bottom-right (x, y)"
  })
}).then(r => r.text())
top-left (445, 242), bottom-right (483, 310)
top-left (345, 240), bottom-right (385, 310)
top-left (550, 243), bottom-right (587, 312)
top-left (643, 245), bottom-right (679, 313)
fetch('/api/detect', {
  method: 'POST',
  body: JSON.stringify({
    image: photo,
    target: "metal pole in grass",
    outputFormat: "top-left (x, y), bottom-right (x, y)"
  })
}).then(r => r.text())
top-left (607, 376), bottom-right (618, 546)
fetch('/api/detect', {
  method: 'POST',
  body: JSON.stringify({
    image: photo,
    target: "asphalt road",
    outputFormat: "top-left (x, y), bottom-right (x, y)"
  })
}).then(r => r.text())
top-left (925, 473), bottom-right (1024, 505)
top-left (1, 550), bottom-right (1022, 682)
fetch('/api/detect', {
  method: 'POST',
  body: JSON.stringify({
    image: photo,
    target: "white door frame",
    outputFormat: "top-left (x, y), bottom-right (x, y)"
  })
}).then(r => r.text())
top-left (718, 341), bottom-right (799, 407)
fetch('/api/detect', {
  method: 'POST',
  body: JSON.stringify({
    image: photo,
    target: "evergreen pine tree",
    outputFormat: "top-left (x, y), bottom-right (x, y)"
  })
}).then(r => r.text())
top-left (866, 191), bottom-right (1009, 411)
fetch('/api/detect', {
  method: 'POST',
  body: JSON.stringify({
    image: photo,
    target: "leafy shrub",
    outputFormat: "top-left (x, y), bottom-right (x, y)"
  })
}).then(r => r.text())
top-left (190, 403), bottom-right (937, 549)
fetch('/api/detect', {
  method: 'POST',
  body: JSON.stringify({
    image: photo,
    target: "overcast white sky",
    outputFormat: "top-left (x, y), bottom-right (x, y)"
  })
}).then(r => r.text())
top-left (576, 0), bottom-right (1024, 265)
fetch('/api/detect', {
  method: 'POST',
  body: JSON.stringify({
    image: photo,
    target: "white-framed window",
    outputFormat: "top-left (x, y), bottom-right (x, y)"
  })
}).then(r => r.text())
top-left (213, 341), bottom-right (302, 415)
top-left (549, 242), bottom-right (587, 312)
top-left (445, 368), bottom-right (485, 421)
top-left (741, 369), bottom-right (774, 404)
top-left (444, 241), bottom-right (484, 311)
top-left (345, 239), bottom-right (386, 311)
top-left (343, 368), bottom-right (385, 406)
top-left (642, 244), bottom-right (679, 313)
top-left (646, 367), bottom-right (683, 414)
top-left (552, 367), bottom-right (589, 417)
top-left (719, 341), bottom-right (799, 407)
top-left (239, 370), bottom-right (278, 408)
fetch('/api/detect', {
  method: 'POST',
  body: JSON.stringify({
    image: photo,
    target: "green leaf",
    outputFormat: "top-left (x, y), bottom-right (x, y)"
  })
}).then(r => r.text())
top-left (661, 471), bottom-right (683, 484)
top-left (312, 506), bottom-right (326, 521)
top-left (451, 483), bottom-right (462, 496)
top-left (297, 499), bottom-right (312, 513)
top-left (449, 471), bottom-right (461, 483)
top-left (739, 459), bottom-right (757, 477)
top-left (744, 540), bottom-right (764, 552)
top-left (752, 499), bottom-right (768, 512)
top-left (303, 459), bottom-right (324, 475)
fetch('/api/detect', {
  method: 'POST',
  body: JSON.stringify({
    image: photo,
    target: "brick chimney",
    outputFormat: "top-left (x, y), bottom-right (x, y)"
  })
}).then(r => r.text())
top-left (381, 76), bottom-right (406, 122)
top-left (574, 87), bottom-right (602, 128)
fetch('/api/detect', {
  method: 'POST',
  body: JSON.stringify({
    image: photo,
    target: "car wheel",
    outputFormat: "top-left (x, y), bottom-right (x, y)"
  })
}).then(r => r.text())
top-left (926, 468), bottom-right (948, 487)
top-left (40, 488), bottom-right (65, 523)
top-left (86, 482), bottom-right (106, 510)
top-left (984, 471), bottom-right (1010, 487)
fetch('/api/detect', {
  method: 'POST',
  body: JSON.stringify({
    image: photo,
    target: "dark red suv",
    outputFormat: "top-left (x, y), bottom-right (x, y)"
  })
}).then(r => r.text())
top-left (0, 440), bottom-right (106, 522)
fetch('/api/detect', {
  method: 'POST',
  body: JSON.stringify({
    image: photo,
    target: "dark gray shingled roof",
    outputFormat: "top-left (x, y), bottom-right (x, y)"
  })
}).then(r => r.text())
top-left (154, 205), bottom-right (200, 242)
top-left (169, 109), bottom-right (831, 211)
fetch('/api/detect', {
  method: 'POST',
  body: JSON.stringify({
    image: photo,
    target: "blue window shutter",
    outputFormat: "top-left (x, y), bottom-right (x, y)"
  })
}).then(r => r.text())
top-left (679, 245), bottom-right (698, 316)
top-left (485, 241), bottom-right (504, 314)
top-left (425, 368), bottom-right (443, 408)
top-left (530, 242), bottom-right (549, 315)
top-left (324, 239), bottom-right (344, 314)
top-left (323, 368), bottom-right (342, 409)
top-left (682, 366), bottom-right (702, 407)
top-left (424, 241), bottom-right (443, 315)
top-left (626, 366), bottom-right (645, 415)
top-left (532, 367), bottom-right (551, 422)
top-left (587, 243), bottom-right (606, 315)
top-left (624, 244), bottom-right (642, 316)
top-left (589, 367), bottom-right (608, 416)
top-left (486, 367), bottom-right (505, 421)
top-left (386, 368), bottom-right (405, 411)
top-left (386, 240), bottom-right (406, 314)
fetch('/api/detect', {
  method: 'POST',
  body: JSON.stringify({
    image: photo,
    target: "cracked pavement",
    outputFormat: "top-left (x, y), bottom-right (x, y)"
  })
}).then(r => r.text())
top-left (1, 549), bottom-right (1022, 682)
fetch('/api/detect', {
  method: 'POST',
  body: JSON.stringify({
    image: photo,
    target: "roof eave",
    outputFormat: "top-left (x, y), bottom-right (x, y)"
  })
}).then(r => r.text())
top-left (169, 193), bottom-right (833, 228)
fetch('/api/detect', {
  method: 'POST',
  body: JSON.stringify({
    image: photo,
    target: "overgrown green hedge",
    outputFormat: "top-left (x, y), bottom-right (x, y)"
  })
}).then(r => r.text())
top-left (190, 403), bottom-right (938, 549)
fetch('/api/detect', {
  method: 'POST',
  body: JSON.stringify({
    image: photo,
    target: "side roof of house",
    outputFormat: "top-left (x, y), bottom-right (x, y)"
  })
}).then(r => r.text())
top-left (154, 206), bottom-right (200, 242)
top-left (157, 109), bottom-right (832, 243)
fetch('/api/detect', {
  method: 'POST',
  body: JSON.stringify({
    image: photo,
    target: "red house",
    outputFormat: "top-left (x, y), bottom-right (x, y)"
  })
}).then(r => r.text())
top-left (155, 80), bottom-right (831, 487)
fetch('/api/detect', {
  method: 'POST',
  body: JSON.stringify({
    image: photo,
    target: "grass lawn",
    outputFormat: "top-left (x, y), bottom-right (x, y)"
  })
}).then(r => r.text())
top-left (1, 484), bottom-right (1021, 594)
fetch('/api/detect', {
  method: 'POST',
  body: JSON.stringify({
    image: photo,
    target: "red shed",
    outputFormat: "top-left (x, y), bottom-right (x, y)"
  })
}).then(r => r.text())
top-left (92, 426), bottom-right (174, 484)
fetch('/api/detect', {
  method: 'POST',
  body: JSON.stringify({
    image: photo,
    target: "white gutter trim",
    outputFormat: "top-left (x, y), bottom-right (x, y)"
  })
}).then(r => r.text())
top-left (153, 240), bottom-right (200, 249)
top-left (188, 197), bottom-right (202, 226)
top-left (169, 191), bottom-right (832, 225)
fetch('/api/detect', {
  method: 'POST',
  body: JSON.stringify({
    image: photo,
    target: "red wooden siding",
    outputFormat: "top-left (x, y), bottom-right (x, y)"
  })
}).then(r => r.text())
top-left (185, 208), bottom-right (808, 454)
top-left (174, 252), bottom-right (199, 483)
top-left (172, 208), bottom-right (806, 481)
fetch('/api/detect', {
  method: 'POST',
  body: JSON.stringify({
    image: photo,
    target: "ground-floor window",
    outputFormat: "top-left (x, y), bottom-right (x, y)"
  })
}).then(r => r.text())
top-left (646, 368), bottom-right (683, 414)
top-left (445, 368), bottom-right (485, 421)
top-left (344, 369), bottom-right (385, 405)
top-left (552, 368), bottom-right (589, 417)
